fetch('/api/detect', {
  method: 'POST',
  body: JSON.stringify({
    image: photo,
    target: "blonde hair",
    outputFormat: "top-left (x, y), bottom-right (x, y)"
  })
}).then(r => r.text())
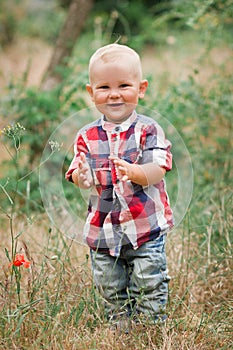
top-left (88, 43), bottom-right (143, 81)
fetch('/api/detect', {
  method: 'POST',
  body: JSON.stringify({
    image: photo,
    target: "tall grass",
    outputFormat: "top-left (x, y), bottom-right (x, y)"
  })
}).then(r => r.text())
top-left (0, 31), bottom-right (232, 349)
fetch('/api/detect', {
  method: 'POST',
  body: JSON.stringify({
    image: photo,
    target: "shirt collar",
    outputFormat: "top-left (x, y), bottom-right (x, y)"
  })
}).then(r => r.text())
top-left (101, 111), bottom-right (137, 133)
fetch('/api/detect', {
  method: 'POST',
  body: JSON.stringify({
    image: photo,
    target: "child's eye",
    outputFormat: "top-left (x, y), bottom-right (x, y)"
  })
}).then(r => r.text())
top-left (98, 85), bottom-right (109, 89)
top-left (120, 84), bottom-right (130, 88)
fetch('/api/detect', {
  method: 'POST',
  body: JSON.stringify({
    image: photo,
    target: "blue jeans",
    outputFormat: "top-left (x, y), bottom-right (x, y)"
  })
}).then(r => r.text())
top-left (90, 234), bottom-right (170, 323)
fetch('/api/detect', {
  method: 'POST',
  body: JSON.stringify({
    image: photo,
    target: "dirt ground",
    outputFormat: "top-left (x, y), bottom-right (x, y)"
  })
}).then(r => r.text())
top-left (0, 37), bottom-right (52, 88)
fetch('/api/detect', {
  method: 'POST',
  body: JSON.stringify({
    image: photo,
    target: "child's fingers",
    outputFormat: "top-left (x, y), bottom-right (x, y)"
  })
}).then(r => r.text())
top-left (80, 152), bottom-right (86, 162)
top-left (118, 166), bottom-right (129, 182)
top-left (78, 152), bottom-right (88, 169)
top-left (109, 157), bottom-right (130, 182)
top-left (118, 165), bottom-right (126, 172)
top-left (121, 174), bottom-right (129, 182)
top-left (111, 158), bottom-right (124, 167)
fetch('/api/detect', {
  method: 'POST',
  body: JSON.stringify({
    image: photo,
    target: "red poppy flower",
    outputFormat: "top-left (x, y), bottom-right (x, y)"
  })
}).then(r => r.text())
top-left (10, 253), bottom-right (31, 268)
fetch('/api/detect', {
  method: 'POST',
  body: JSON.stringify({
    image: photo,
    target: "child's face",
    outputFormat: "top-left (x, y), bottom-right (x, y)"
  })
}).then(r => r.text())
top-left (86, 56), bottom-right (148, 124)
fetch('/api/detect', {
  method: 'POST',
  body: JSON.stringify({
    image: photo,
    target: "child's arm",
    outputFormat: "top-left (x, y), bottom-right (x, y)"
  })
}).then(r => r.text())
top-left (72, 152), bottom-right (93, 189)
top-left (110, 157), bottom-right (166, 186)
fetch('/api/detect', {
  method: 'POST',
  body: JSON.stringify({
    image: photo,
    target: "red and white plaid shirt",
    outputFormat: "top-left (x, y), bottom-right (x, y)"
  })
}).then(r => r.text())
top-left (66, 111), bottom-right (173, 256)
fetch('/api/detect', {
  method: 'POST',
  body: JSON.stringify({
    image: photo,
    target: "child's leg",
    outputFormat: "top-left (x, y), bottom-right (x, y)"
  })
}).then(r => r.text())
top-left (125, 234), bottom-right (170, 322)
top-left (90, 249), bottom-right (130, 319)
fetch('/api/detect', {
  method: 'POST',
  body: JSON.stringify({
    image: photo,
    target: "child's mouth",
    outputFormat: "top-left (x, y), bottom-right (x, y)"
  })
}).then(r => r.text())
top-left (108, 103), bottom-right (124, 107)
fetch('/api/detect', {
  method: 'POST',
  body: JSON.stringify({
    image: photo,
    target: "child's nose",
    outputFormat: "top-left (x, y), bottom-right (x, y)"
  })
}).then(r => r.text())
top-left (109, 89), bottom-right (120, 98)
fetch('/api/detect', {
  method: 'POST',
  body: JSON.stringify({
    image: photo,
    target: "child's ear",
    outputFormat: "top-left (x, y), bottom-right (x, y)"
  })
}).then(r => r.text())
top-left (139, 79), bottom-right (148, 98)
top-left (86, 84), bottom-right (94, 99)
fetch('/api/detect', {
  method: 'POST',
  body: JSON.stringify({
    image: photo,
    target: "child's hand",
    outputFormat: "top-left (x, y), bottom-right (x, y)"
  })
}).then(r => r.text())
top-left (109, 157), bottom-right (133, 182)
top-left (72, 152), bottom-right (93, 189)
top-left (110, 156), bottom-right (166, 186)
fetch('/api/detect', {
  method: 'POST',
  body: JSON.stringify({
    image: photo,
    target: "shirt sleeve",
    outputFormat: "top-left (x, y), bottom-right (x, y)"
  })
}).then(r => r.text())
top-left (65, 133), bottom-right (89, 181)
top-left (140, 122), bottom-right (172, 171)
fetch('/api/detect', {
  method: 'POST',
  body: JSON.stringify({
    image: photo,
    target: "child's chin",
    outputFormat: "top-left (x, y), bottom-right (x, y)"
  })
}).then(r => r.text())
top-left (105, 112), bottom-right (133, 123)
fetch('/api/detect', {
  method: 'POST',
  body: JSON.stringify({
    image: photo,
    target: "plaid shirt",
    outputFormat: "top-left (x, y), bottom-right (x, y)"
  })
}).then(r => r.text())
top-left (66, 111), bottom-right (173, 257)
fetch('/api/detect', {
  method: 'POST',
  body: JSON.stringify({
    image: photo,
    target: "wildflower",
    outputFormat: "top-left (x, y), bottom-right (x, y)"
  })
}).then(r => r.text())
top-left (10, 253), bottom-right (31, 268)
top-left (49, 140), bottom-right (62, 152)
top-left (1, 123), bottom-right (25, 137)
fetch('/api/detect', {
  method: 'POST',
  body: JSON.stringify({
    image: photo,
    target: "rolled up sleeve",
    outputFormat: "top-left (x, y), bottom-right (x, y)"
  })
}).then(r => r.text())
top-left (141, 123), bottom-right (172, 171)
